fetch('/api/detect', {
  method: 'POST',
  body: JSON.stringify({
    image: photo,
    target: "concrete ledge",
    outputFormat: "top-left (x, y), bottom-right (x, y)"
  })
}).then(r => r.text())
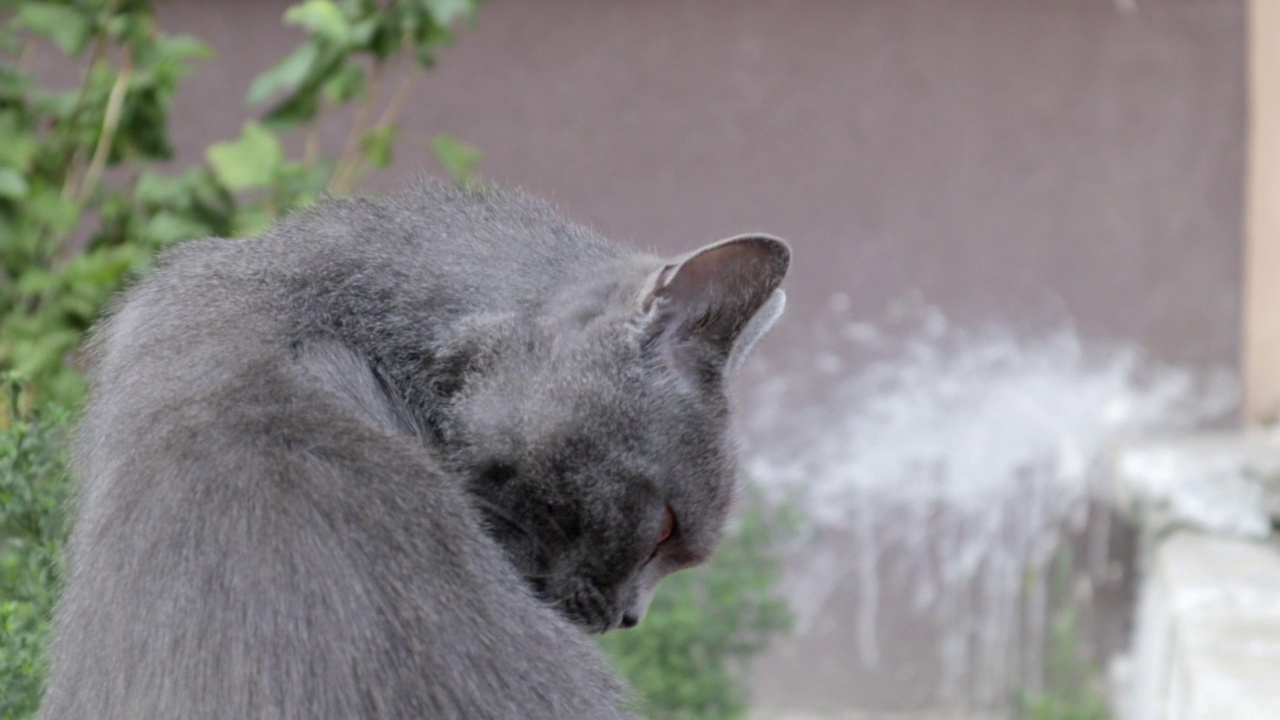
top-left (1126, 531), bottom-right (1280, 720)
top-left (1110, 432), bottom-right (1280, 540)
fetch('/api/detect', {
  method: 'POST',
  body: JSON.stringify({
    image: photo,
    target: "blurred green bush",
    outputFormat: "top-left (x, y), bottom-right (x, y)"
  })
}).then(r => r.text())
top-left (0, 377), bottom-right (69, 719)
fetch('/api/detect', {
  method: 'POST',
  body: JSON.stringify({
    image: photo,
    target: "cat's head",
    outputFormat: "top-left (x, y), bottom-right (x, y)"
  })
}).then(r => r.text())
top-left (443, 234), bottom-right (789, 634)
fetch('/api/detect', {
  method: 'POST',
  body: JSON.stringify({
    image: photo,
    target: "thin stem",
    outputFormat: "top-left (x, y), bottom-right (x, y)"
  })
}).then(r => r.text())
top-left (76, 47), bottom-right (132, 204)
top-left (17, 39), bottom-right (33, 74)
top-left (303, 116), bottom-right (322, 168)
top-left (373, 62), bottom-right (416, 132)
top-left (51, 45), bottom-right (133, 267)
top-left (59, 0), bottom-right (120, 201)
top-left (328, 60), bottom-right (386, 194)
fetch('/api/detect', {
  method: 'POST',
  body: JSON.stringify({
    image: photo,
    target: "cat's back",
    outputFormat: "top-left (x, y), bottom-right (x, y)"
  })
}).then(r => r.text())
top-left (91, 181), bottom-right (624, 377)
top-left (83, 183), bottom-right (600, 426)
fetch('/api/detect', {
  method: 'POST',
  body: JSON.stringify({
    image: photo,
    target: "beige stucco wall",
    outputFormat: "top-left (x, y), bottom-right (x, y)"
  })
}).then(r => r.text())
top-left (1247, 0), bottom-right (1280, 423)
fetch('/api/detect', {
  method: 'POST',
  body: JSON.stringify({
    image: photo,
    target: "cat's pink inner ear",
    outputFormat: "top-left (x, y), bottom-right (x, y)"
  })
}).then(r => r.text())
top-left (643, 234), bottom-right (790, 346)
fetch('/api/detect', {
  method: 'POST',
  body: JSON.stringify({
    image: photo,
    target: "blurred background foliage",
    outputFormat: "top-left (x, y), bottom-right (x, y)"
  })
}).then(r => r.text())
top-left (0, 1), bottom-right (791, 717)
top-left (0, 376), bottom-right (68, 720)
top-left (0, 0), bottom-right (480, 406)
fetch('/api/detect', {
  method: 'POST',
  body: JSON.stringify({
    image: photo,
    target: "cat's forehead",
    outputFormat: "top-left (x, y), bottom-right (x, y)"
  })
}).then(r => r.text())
top-left (543, 378), bottom-right (734, 497)
top-left (480, 310), bottom-right (737, 487)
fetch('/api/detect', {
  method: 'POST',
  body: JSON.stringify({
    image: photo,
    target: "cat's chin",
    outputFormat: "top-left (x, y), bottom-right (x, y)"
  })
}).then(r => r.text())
top-left (579, 618), bottom-right (620, 636)
top-left (554, 605), bottom-right (622, 635)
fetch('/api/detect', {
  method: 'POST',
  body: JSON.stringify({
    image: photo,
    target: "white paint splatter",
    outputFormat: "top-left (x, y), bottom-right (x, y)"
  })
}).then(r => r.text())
top-left (741, 298), bottom-right (1237, 707)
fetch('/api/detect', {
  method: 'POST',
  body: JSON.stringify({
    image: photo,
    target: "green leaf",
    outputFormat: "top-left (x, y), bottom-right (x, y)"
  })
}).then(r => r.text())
top-left (22, 185), bottom-right (80, 239)
top-left (10, 328), bottom-right (77, 377)
top-left (411, 18), bottom-right (455, 67)
top-left (418, 0), bottom-right (475, 26)
top-left (231, 206), bottom-right (273, 237)
top-left (283, 0), bottom-right (350, 42)
top-left (360, 125), bottom-right (397, 169)
top-left (0, 168), bottom-right (29, 200)
top-left (321, 61), bottom-right (366, 104)
top-left (141, 211), bottom-right (212, 246)
top-left (246, 42), bottom-right (321, 106)
top-left (153, 34), bottom-right (213, 64)
top-left (14, 268), bottom-right (54, 295)
top-left (33, 88), bottom-right (80, 120)
top-left (63, 244), bottom-right (143, 291)
top-left (0, 113), bottom-right (37, 170)
top-left (133, 171), bottom-right (187, 207)
top-left (18, 4), bottom-right (92, 56)
top-left (260, 93), bottom-right (320, 131)
top-left (273, 160), bottom-right (334, 209)
top-left (347, 17), bottom-right (380, 47)
top-left (206, 123), bottom-right (283, 191)
top-left (430, 134), bottom-right (481, 186)
top-left (0, 65), bottom-right (32, 101)
top-left (258, 45), bottom-right (345, 130)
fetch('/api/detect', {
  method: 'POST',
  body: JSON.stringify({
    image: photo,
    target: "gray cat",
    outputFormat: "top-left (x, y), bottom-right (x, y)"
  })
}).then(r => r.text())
top-left (40, 181), bottom-right (789, 719)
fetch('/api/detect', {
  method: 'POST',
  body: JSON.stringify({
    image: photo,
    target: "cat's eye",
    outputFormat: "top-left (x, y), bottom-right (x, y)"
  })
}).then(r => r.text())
top-left (657, 506), bottom-right (676, 544)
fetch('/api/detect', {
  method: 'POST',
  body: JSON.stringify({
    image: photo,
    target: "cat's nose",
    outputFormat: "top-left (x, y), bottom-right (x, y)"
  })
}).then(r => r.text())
top-left (620, 589), bottom-right (655, 629)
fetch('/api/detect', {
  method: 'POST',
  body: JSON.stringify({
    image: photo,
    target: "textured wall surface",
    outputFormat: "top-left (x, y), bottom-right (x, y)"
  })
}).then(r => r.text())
top-left (161, 0), bottom-right (1245, 369)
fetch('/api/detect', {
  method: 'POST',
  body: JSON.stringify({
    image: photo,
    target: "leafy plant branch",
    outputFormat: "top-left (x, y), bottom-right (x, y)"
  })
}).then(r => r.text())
top-left (0, 0), bottom-right (482, 406)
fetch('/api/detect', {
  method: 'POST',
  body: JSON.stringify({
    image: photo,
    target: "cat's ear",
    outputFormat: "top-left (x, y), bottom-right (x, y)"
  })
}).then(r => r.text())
top-left (725, 287), bottom-right (785, 374)
top-left (638, 234), bottom-right (790, 376)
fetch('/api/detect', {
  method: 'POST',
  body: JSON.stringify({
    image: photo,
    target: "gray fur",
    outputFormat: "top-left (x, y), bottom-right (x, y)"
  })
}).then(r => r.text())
top-left (40, 181), bottom-right (790, 719)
